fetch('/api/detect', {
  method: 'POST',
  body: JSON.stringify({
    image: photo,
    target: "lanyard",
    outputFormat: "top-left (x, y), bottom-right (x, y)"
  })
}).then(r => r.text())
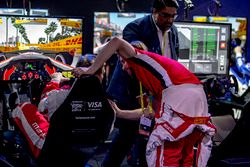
top-left (139, 81), bottom-right (153, 113)
top-left (161, 31), bottom-right (167, 56)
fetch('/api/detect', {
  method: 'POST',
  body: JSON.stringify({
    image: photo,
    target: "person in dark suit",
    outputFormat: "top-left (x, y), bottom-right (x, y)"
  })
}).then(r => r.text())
top-left (123, 0), bottom-right (179, 59)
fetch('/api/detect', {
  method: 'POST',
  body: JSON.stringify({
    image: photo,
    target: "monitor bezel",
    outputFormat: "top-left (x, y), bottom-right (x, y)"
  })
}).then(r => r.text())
top-left (174, 20), bottom-right (232, 77)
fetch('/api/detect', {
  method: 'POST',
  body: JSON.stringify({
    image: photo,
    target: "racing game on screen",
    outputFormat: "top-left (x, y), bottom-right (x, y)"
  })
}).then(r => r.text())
top-left (0, 15), bottom-right (83, 64)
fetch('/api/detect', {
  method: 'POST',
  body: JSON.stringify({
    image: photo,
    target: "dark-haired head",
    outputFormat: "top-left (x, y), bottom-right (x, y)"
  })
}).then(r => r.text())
top-left (76, 54), bottom-right (96, 68)
top-left (152, 0), bottom-right (179, 11)
top-left (76, 54), bottom-right (105, 81)
top-left (152, 0), bottom-right (179, 31)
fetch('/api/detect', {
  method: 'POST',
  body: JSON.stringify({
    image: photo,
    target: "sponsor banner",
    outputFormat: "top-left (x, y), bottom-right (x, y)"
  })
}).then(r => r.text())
top-left (0, 46), bottom-right (18, 52)
top-left (210, 17), bottom-right (228, 22)
top-left (71, 100), bottom-right (103, 112)
top-left (15, 19), bottom-right (47, 25)
top-left (39, 46), bottom-right (82, 54)
top-left (60, 19), bottom-right (81, 28)
top-left (26, 34), bottom-right (82, 54)
top-left (32, 34), bottom-right (82, 48)
top-left (193, 16), bottom-right (207, 22)
top-left (1, 35), bottom-right (82, 54)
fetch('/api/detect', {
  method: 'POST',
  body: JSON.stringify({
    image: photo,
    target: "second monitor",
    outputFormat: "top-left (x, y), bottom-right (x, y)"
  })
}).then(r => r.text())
top-left (174, 21), bottom-right (231, 76)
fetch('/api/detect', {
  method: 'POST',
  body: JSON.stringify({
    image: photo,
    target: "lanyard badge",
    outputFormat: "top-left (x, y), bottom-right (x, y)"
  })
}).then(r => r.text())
top-left (138, 82), bottom-right (153, 136)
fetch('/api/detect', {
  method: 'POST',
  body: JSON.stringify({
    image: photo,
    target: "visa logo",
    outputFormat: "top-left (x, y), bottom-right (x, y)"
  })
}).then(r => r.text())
top-left (87, 102), bottom-right (102, 108)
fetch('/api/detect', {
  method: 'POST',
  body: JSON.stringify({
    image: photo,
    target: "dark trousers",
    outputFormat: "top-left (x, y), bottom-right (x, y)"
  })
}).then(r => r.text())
top-left (102, 119), bottom-right (147, 167)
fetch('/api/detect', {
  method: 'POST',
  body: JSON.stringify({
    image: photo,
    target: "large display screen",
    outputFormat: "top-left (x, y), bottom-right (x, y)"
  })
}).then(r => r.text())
top-left (94, 12), bottom-right (149, 52)
top-left (0, 15), bottom-right (84, 81)
top-left (174, 21), bottom-right (231, 76)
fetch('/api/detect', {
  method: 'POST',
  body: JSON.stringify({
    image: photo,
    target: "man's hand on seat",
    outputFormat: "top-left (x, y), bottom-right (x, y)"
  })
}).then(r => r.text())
top-left (51, 72), bottom-right (70, 83)
top-left (72, 67), bottom-right (90, 78)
